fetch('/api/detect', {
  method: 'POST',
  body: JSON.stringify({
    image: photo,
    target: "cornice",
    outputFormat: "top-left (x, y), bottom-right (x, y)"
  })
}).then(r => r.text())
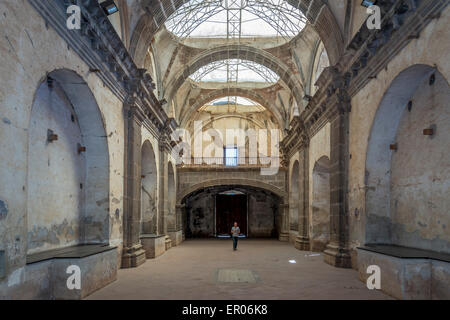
top-left (28, 0), bottom-right (177, 139)
top-left (281, 0), bottom-right (448, 158)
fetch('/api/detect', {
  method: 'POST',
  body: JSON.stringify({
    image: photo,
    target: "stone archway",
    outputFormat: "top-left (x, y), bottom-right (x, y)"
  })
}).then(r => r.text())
top-left (166, 45), bottom-right (304, 106)
top-left (311, 156), bottom-right (330, 252)
top-left (129, 0), bottom-right (343, 68)
top-left (179, 87), bottom-right (284, 129)
top-left (178, 178), bottom-right (286, 205)
top-left (27, 69), bottom-right (109, 255)
top-left (181, 184), bottom-right (281, 238)
top-left (365, 64), bottom-right (450, 253)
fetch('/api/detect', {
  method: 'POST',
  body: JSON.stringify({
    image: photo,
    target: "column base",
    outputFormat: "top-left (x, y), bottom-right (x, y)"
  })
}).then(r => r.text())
top-left (294, 236), bottom-right (310, 251)
top-left (323, 243), bottom-right (352, 268)
top-left (141, 234), bottom-right (165, 259)
top-left (278, 232), bottom-right (289, 242)
top-left (168, 230), bottom-right (183, 246)
top-left (121, 244), bottom-right (146, 268)
top-left (165, 235), bottom-right (172, 250)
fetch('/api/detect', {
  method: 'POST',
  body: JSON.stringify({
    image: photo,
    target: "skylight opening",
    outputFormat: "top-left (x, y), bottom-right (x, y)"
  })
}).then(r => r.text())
top-left (210, 97), bottom-right (259, 106)
top-left (165, 0), bottom-right (307, 39)
top-left (190, 59), bottom-right (280, 83)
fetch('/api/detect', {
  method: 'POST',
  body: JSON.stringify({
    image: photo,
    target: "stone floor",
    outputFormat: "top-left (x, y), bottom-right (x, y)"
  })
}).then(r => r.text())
top-left (87, 239), bottom-right (392, 300)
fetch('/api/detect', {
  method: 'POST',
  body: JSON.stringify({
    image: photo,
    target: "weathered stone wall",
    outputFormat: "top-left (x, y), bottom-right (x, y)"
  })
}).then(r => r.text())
top-left (184, 187), bottom-right (279, 238)
top-left (0, 1), bottom-right (125, 296)
top-left (288, 159), bottom-right (300, 243)
top-left (248, 191), bottom-right (279, 238)
top-left (348, 6), bottom-right (450, 261)
top-left (390, 71), bottom-right (449, 251)
top-left (140, 139), bottom-right (158, 234)
top-left (177, 167), bottom-right (287, 204)
top-left (186, 192), bottom-right (215, 238)
top-left (310, 156), bottom-right (331, 252)
top-left (308, 123), bottom-right (331, 247)
top-left (27, 77), bottom-right (86, 254)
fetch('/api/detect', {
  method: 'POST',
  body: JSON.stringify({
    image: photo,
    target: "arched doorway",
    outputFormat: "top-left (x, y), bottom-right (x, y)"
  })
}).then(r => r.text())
top-left (141, 140), bottom-right (158, 235)
top-left (365, 65), bottom-right (450, 253)
top-left (311, 156), bottom-right (330, 252)
top-left (182, 185), bottom-right (280, 239)
top-left (27, 69), bottom-right (109, 255)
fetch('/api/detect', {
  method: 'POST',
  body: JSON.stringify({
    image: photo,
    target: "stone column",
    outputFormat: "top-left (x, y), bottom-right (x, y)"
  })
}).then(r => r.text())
top-left (157, 143), bottom-right (167, 235)
top-left (121, 103), bottom-right (146, 268)
top-left (323, 103), bottom-right (352, 268)
top-left (170, 204), bottom-right (185, 246)
top-left (158, 139), bottom-right (172, 249)
top-left (295, 144), bottom-right (310, 250)
top-left (175, 204), bottom-right (184, 233)
top-left (278, 203), bottom-right (289, 241)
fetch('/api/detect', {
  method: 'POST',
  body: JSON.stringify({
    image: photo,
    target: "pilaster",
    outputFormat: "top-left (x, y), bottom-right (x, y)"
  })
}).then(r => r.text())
top-left (122, 102), bottom-right (146, 268)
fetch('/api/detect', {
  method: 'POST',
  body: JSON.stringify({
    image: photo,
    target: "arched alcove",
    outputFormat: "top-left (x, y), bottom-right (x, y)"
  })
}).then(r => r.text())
top-left (311, 156), bottom-right (330, 252)
top-left (289, 161), bottom-right (300, 233)
top-left (141, 140), bottom-right (158, 234)
top-left (365, 65), bottom-right (450, 253)
top-left (27, 69), bottom-right (109, 255)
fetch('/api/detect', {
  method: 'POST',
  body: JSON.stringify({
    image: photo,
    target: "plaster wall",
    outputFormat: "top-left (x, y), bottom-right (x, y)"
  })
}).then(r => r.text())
top-left (0, 1), bottom-right (124, 294)
top-left (178, 168), bottom-right (287, 199)
top-left (185, 188), bottom-right (278, 238)
top-left (348, 7), bottom-right (450, 258)
top-left (308, 123), bottom-right (331, 245)
top-left (390, 72), bottom-right (450, 252)
top-left (26, 80), bottom-right (86, 254)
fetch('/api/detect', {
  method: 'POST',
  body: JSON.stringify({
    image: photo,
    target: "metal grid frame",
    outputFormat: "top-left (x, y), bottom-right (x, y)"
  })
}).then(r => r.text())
top-left (190, 59), bottom-right (279, 83)
top-left (165, 0), bottom-right (307, 39)
top-left (167, 0), bottom-right (304, 104)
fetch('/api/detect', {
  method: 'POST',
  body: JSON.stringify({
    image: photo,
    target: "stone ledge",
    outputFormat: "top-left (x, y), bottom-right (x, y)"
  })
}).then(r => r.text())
top-left (168, 231), bottom-right (183, 246)
top-left (19, 247), bottom-right (117, 299)
top-left (27, 244), bottom-right (116, 265)
top-left (140, 234), bottom-right (166, 259)
top-left (356, 248), bottom-right (450, 299)
top-left (358, 244), bottom-right (450, 263)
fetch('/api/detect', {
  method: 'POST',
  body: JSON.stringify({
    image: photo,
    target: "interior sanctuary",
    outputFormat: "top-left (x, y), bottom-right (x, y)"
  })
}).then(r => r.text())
top-left (0, 0), bottom-right (449, 300)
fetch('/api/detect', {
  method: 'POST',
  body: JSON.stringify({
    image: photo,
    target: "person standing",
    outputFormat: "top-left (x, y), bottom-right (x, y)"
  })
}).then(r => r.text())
top-left (231, 221), bottom-right (240, 251)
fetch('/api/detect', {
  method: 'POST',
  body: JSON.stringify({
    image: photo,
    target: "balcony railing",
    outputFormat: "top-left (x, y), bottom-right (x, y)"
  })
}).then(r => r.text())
top-left (177, 157), bottom-right (282, 168)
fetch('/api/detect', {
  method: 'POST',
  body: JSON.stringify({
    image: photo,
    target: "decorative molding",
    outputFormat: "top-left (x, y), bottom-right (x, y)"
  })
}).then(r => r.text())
top-left (28, 0), bottom-right (177, 144)
top-left (281, 0), bottom-right (448, 159)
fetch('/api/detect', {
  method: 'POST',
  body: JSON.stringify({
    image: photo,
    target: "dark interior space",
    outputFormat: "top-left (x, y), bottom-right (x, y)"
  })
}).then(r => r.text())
top-left (183, 185), bottom-right (280, 238)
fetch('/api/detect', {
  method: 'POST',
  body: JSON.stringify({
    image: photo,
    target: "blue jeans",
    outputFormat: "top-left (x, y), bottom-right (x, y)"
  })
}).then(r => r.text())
top-left (232, 236), bottom-right (238, 249)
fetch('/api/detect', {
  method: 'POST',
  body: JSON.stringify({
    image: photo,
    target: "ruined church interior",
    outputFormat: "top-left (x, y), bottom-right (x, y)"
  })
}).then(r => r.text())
top-left (0, 0), bottom-right (449, 303)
